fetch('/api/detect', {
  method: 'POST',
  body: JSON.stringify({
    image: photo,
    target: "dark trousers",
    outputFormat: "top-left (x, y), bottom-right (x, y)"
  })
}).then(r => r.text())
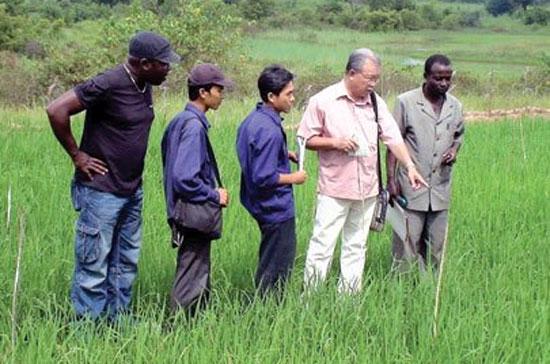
top-left (170, 235), bottom-right (211, 313)
top-left (255, 218), bottom-right (297, 295)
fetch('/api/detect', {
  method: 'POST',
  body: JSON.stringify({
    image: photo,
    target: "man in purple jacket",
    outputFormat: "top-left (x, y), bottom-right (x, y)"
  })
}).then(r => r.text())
top-left (236, 65), bottom-right (307, 296)
top-left (162, 63), bottom-right (231, 312)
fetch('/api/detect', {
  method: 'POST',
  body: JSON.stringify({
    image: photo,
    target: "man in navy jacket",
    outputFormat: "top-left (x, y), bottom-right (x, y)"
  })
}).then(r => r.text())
top-left (236, 65), bottom-right (307, 295)
top-left (162, 63), bottom-right (231, 312)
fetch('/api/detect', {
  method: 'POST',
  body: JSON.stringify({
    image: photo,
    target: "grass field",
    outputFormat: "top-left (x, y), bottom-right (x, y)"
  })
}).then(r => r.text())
top-left (245, 29), bottom-right (549, 76)
top-left (0, 94), bottom-right (548, 362)
top-left (237, 28), bottom-right (550, 110)
top-left (1, 18), bottom-right (549, 363)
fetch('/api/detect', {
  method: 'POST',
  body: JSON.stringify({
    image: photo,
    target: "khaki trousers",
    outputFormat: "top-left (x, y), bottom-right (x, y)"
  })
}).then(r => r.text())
top-left (304, 194), bottom-right (376, 294)
top-left (392, 208), bottom-right (448, 273)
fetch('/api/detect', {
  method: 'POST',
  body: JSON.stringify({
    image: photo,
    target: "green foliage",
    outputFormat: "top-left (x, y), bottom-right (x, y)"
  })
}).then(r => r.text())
top-left (367, 0), bottom-right (416, 11)
top-left (40, 0), bottom-right (242, 91)
top-left (1, 102), bottom-right (549, 362)
top-left (417, 2), bottom-right (444, 27)
top-left (486, 0), bottom-right (516, 16)
top-left (2, 0), bottom-right (112, 23)
top-left (95, 0), bottom-right (131, 4)
top-left (0, 1), bottom-right (548, 106)
top-left (519, 52), bottom-right (550, 93)
top-left (441, 0), bottom-right (485, 2)
top-left (515, 0), bottom-right (537, 10)
top-left (0, 4), bottom-right (62, 53)
top-left (101, 0), bottom-right (241, 64)
top-left (317, 0), bottom-right (347, 25)
top-left (399, 8), bottom-right (425, 30)
top-left (459, 10), bottom-right (482, 27)
top-left (237, 0), bottom-right (277, 20)
top-left (442, 12), bottom-right (462, 29)
top-left (0, 51), bottom-right (43, 105)
top-left (364, 9), bottom-right (402, 31)
top-left (522, 5), bottom-right (550, 25)
top-left (0, 4), bottom-right (26, 51)
top-left (485, 0), bottom-right (542, 16)
top-left (0, 0), bottom-right (243, 101)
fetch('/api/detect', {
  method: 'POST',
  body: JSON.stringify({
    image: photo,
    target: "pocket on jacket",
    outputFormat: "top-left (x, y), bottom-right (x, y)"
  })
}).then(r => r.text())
top-left (75, 222), bottom-right (100, 264)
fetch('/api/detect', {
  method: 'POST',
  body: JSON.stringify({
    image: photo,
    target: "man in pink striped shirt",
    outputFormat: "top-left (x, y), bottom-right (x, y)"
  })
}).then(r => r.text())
top-left (298, 48), bottom-right (427, 293)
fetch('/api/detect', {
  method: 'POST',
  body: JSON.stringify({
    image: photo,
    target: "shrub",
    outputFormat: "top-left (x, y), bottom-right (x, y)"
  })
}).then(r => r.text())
top-left (364, 10), bottom-right (401, 31)
top-left (518, 52), bottom-right (550, 94)
top-left (317, 0), bottom-right (347, 25)
top-left (293, 7), bottom-right (320, 28)
top-left (6, 0), bottom-right (111, 24)
top-left (486, 0), bottom-right (515, 16)
top-left (0, 4), bottom-right (62, 53)
top-left (399, 9), bottom-right (425, 30)
top-left (367, 0), bottom-right (415, 11)
top-left (0, 5), bottom-right (26, 51)
top-left (0, 51), bottom-right (43, 105)
top-left (339, 5), bottom-right (369, 29)
top-left (237, 0), bottom-right (277, 20)
top-left (522, 6), bottom-right (550, 25)
top-left (459, 10), bottom-right (482, 27)
top-left (441, 13), bottom-right (461, 30)
top-left (36, 0), bottom-right (242, 95)
top-left (417, 2), bottom-right (444, 28)
top-left (99, 0), bottom-right (242, 88)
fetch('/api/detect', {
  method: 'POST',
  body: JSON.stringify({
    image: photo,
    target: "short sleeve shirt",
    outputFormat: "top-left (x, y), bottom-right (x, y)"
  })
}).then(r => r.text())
top-left (298, 81), bottom-right (403, 200)
top-left (74, 64), bottom-right (154, 196)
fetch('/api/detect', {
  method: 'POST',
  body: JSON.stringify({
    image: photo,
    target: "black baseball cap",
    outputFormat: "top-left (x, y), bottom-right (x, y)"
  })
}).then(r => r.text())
top-left (188, 63), bottom-right (234, 88)
top-left (129, 31), bottom-right (181, 64)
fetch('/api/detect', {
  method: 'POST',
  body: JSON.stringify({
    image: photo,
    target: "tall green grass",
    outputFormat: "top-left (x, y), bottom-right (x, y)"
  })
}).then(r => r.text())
top-left (0, 99), bottom-right (548, 362)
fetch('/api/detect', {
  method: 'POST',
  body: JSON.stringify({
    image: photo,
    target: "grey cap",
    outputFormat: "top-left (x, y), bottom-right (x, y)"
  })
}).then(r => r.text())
top-left (188, 63), bottom-right (233, 88)
top-left (129, 31), bottom-right (181, 64)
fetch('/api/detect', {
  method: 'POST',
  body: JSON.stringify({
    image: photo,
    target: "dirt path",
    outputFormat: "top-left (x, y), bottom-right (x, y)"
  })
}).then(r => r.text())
top-left (465, 107), bottom-right (550, 122)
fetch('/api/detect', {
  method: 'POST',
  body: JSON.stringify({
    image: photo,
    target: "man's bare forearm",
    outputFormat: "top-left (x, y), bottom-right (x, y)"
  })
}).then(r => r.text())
top-left (46, 90), bottom-right (85, 159)
top-left (305, 136), bottom-right (336, 151)
top-left (305, 135), bottom-right (358, 153)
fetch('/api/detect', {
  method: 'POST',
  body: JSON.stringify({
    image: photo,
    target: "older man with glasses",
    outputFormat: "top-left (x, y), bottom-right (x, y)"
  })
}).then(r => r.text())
top-left (298, 48), bottom-right (428, 294)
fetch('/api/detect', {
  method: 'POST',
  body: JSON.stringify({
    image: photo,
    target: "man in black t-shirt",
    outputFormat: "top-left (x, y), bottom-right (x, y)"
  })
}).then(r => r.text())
top-left (46, 31), bottom-right (180, 320)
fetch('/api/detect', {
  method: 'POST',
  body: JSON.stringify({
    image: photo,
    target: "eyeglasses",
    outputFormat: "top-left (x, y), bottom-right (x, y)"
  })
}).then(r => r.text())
top-left (357, 71), bottom-right (380, 84)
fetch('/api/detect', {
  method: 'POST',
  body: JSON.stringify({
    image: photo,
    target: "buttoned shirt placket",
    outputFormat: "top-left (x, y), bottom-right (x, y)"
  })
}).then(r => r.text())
top-left (418, 94), bottom-right (454, 209)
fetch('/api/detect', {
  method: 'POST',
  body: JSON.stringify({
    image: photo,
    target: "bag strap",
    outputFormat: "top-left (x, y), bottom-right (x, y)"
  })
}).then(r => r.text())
top-left (370, 92), bottom-right (383, 192)
top-left (180, 115), bottom-right (223, 189)
top-left (204, 132), bottom-right (223, 188)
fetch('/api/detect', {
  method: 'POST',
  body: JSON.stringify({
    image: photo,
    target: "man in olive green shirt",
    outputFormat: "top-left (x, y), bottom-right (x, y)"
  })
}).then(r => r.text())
top-left (387, 54), bottom-right (465, 273)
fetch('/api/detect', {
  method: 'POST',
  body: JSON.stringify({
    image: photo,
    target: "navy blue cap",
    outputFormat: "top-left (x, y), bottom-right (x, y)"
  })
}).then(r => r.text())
top-left (129, 31), bottom-right (181, 64)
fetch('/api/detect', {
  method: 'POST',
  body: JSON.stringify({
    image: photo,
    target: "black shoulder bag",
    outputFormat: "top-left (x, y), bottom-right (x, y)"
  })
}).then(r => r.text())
top-left (369, 92), bottom-right (390, 232)
top-left (171, 120), bottom-right (223, 244)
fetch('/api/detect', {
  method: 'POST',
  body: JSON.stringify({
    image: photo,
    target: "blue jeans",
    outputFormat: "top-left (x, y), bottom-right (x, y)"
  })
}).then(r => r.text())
top-left (70, 181), bottom-right (143, 319)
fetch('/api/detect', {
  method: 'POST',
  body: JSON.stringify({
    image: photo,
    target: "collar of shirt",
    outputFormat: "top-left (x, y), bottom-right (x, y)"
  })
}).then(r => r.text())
top-left (416, 84), bottom-right (448, 106)
top-left (416, 85), bottom-right (453, 122)
top-left (334, 80), bottom-right (372, 106)
top-left (184, 102), bottom-right (210, 129)
top-left (256, 102), bottom-right (284, 126)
